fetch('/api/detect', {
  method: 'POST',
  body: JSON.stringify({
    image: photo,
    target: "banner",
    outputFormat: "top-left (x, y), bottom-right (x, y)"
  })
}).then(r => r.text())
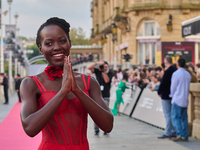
top-left (132, 88), bottom-right (165, 129)
top-left (182, 16), bottom-right (200, 37)
top-left (109, 85), bottom-right (117, 110)
top-left (5, 25), bottom-right (16, 50)
top-left (123, 86), bottom-right (141, 116)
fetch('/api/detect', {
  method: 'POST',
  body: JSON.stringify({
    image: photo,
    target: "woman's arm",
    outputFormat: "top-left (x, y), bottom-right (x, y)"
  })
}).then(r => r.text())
top-left (20, 77), bottom-right (70, 137)
top-left (20, 58), bottom-right (72, 137)
top-left (73, 76), bottom-right (114, 133)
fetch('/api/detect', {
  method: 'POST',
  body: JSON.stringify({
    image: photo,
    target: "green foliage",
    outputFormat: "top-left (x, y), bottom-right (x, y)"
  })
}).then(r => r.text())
top-left (4, 60), bottom-right (15, 76)
top-left (27, 43), bottom-right (42, 60)
top-left (34, 60), bottom-right (47, 64)
top-left (70, 27), bottom-right (91, 45)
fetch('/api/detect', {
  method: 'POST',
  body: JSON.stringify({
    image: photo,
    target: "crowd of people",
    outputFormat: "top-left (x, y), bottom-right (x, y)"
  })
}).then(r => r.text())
top-left (106, 56), bottom-right (200, 142)
top-left (111, 60), bottom-right (199, 93)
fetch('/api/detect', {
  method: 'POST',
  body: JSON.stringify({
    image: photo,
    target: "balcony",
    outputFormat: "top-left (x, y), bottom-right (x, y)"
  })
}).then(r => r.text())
top-left (182, 0), bottom-right (200, 9)
top-left (101, 17), bottom-right (113, 34)
top-left (127, 0), bottom-right (162, 10)
top-left (123, 0), bottom-right (200, 11)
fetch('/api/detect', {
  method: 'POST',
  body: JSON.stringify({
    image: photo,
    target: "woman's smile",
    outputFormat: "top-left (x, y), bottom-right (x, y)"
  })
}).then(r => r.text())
top-left (52, 52), bottom-right (65, 60)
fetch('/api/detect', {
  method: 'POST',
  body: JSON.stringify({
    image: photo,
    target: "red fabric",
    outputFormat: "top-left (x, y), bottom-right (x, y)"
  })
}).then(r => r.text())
top-left (29, 74), bottom-right (90, 150)
top-left (44, 65), bottom-right (63, 80)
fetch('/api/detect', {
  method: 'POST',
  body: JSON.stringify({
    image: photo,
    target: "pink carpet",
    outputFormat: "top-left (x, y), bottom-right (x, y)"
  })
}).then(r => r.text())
top-left (0, 103), bottom-right (41, 150)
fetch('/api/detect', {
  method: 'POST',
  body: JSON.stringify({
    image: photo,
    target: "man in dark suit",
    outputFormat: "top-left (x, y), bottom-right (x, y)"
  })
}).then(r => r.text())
top-left (0, 73), bottom-right (9, 104)
top-left (15, 74), bottom-right (22, 103)
top-left (157, 56), bottom-right (176, 139)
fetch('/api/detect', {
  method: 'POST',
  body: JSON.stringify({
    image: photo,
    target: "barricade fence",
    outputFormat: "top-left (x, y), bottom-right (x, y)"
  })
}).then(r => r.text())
top-left (109, 84), bottom-right (165, 129)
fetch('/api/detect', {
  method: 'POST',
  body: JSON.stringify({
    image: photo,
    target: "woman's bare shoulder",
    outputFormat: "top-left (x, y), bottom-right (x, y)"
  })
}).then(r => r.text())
top-left (21, 76), bottom-right (37, 90)
top-left (21, 72), bottom-right (45, 91)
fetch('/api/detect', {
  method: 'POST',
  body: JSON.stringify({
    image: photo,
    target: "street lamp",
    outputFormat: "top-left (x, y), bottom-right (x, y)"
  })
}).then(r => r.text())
top-left (111, 23), bottom-right (117, 34)
top-left (14, 12), bottom-right (19, 25)
top-left (101, 35), bottom-right (107, 45)
top-left (7, 0), bottom-right (13, 90)
top-left (7, 0), bottom-right (13, 24)
top-left (167, 14), bottom-right (173, 32)
top-left (0, 0), bottom-right (4, 72)
top-left (14, 12), bottom-right (19, 77)
top-left (111, 23), bottom-right (117, 43)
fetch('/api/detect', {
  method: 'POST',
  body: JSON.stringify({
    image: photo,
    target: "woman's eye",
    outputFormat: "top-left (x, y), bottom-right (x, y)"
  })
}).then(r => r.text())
top-left (45, 42), bottom-right (52, 46)
top-left (60, 39), bottom-right (67, 43)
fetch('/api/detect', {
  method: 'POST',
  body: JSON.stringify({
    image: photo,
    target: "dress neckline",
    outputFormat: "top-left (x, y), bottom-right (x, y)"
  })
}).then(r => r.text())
top-left (39, 89), bottom-right (89, 101)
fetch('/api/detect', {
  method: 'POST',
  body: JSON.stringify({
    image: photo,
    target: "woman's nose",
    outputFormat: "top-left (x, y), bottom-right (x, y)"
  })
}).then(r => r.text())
top-left (53, 42), bottom-right (61, 50)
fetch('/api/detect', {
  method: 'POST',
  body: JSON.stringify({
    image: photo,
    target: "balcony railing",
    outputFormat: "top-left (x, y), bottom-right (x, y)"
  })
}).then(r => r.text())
top-left (124, 0), bottom-right (200, 10)
top-left (131, 0), bottom-right (161, 8)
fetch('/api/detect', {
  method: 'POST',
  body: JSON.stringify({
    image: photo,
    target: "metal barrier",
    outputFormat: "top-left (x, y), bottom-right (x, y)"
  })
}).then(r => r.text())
top-left (109, 84), bottom-right (165, 129)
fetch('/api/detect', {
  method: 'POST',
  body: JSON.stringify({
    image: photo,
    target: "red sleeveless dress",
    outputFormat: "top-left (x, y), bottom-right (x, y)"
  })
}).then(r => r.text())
top-left (30, 74), bottom-right (90, 150)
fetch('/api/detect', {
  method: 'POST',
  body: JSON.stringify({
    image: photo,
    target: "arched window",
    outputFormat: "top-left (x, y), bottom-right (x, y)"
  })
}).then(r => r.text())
top-left (137, 19), bottom-right (161, 65)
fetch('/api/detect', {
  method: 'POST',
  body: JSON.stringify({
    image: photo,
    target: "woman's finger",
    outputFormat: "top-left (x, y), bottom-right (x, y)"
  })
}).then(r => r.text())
top-left (67, 55), bottom-right (70, 64)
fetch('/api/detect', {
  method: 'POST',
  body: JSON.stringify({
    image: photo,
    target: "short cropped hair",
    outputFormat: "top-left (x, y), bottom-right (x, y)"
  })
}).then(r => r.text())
top-left (165, 56), bottom-right (172, 64)
top-left (36, 17), bottom-right (71, 48)
top-left (178, 58), bottom-right (186, 68)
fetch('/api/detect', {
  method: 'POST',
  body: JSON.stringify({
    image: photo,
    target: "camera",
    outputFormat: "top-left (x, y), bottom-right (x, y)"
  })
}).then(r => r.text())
top-left (99, 65), bottom-right (104, 70)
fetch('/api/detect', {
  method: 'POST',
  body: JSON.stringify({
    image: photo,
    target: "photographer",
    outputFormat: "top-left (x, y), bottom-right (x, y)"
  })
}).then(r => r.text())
top-left (87, 61), bottom-right (113, 136)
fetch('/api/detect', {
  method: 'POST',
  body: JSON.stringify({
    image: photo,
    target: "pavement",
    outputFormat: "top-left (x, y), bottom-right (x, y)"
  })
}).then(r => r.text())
top-left (1, 94), bottom-right (200, 150)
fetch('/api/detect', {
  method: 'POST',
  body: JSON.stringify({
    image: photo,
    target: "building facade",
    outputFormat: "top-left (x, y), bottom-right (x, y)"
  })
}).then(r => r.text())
top-left (90, 0), bottom-right (200, 68)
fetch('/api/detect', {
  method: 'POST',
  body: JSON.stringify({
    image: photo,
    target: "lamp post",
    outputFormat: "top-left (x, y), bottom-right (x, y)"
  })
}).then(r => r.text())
top-left (7, 0), bottom-right (13, 24)
top-left (14, 12), bottom-right (18, 25)
top-left (14, 12), bottom-right (19, 77)
top-left (111, 23), bottom-right (117, 43)
top-left (7, 0), bottom-right (13, 90)
top-left (0, 0), bottom-right (4, 72)
top-left (111, 23), bottom-right (117, 69)
top-left (167, 14), bottom-right (173, 32)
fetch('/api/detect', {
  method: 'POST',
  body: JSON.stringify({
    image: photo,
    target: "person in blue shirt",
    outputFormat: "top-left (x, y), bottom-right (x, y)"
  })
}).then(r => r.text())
top-left (170, 58), bottom-right (191, 141)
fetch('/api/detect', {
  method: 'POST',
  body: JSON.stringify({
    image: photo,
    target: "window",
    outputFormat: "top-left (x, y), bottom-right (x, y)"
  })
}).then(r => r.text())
top-left (139, 43), bottom-right (143, 63)
top-left (152, 43), bottom-right (155, 64)
top-left (145, 22), bottom-right (155, 36)
top-left (138, 19), bottom-right (161, 37)
top-left (137, 19), bottom-right (160, 65)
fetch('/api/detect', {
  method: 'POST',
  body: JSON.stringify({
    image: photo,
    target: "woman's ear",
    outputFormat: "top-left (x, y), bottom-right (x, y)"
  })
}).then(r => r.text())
top-left (39, 46), bottom-right (43, 54)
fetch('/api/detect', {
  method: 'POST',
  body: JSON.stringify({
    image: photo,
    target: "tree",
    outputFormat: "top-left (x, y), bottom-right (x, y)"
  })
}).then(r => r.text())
top-left (34, 60), bottom-right (47, 64)
top-left (70, 27), bottom-right (90, 45)
top-left (4, 60), bottom-right (14, 76)
top-left (27, 43), bottom-right (41, 60)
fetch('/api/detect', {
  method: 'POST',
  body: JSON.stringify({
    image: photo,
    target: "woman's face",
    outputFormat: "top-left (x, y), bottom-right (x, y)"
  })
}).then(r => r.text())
top-left (39, 25), bottom-right (71, 67)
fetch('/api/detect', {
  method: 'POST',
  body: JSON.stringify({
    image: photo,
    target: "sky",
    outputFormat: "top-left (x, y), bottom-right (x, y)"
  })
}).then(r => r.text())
top-left (1, 0), bottom-right (92, 39)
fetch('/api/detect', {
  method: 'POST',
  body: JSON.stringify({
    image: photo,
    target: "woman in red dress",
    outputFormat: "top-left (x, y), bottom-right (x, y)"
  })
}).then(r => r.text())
top-left (20, 17), bottom-right (113, 150)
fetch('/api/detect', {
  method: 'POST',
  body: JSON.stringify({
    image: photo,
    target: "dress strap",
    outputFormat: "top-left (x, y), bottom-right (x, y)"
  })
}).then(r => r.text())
top-left (82, 74), bottom-right (90, 91)
top-left (87, 75), bottom-right (91, 90)
top-left (29, 76), bottom-right (46, 93)
top-left (82, 74), bottom-right (87, 90)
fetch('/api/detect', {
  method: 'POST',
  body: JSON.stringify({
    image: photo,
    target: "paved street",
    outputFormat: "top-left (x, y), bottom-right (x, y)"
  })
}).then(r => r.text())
top-left (88, 115), bottom-right (200, 150)
top-left (1, 94), bottom-right (200, 150)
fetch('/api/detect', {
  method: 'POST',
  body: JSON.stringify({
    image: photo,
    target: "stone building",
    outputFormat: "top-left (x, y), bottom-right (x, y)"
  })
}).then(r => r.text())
top-left (90, 0), bottom-right (200, 68)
